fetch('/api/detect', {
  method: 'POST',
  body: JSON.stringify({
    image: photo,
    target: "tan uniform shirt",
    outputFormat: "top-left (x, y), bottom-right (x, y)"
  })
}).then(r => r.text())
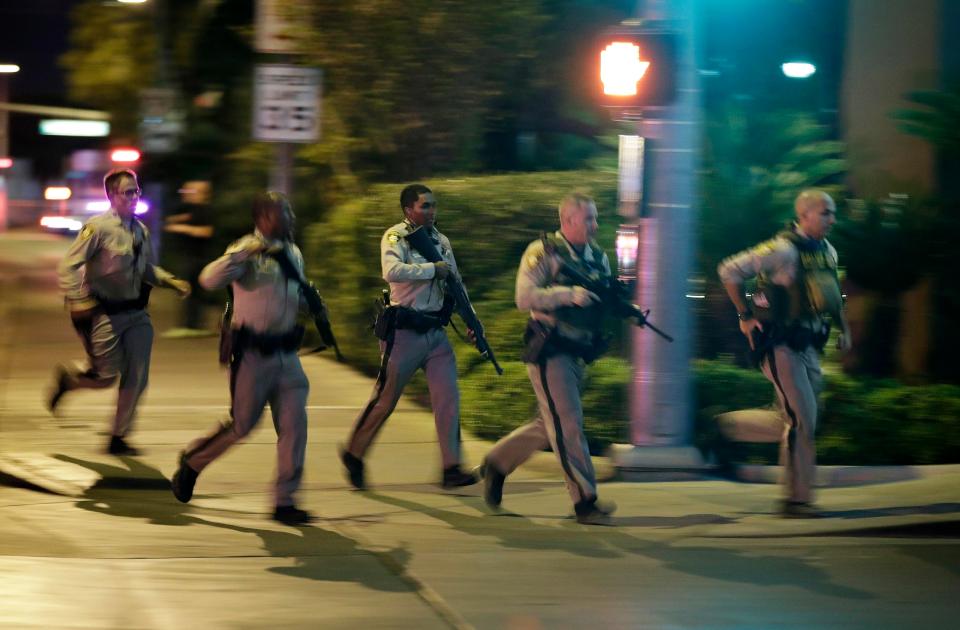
top-left (199, 230), bottom-right (305, 335)
top-left (58, 210), bottom-right (174, 312)
top-left (717, 228), bottom-right (839, 327)
top-left (381, 221), bottom-right (459, 312)
top-left (516, 231), bottom-right (611, 344)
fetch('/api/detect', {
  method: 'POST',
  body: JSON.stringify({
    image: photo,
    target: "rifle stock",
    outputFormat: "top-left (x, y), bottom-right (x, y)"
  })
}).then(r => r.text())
top-left (405, 226), bottom-right (504, 375)
top-left (553, 255), bottom-right (674, 343)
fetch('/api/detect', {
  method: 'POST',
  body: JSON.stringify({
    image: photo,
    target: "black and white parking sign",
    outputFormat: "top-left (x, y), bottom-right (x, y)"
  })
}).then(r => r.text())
top-left (252, 65), bottom-right (321, 143)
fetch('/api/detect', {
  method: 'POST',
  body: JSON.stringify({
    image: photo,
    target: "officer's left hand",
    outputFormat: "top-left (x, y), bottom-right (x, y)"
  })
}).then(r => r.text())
top-left (168, 278), bottom-right (192, 298)
top-left (836, 332), bottom-right (852, 352)
top-left (466, 328), bottom-right (478, 346)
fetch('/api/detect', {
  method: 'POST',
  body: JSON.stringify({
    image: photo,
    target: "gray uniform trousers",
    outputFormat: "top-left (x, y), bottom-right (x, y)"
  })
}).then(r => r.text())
top-left (62, 309), bottom-right (153, 437)
top-left (486, 352), bottom-right (598, 505)
top-left (347, 327), bottom-right (461, 468)
top-left (761, 344), bottom-right (823, 504)
top-left (183, 349), bottom-right (309, 507)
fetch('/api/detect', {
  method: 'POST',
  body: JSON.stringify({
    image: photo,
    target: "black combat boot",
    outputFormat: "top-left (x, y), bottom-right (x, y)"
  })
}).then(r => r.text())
top-left (170, 452), bottom-right (199, 503)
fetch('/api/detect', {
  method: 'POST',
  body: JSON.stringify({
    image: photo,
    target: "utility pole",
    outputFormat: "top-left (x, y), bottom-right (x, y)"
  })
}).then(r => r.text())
top-left (604, 0), bottom-right (705, 477)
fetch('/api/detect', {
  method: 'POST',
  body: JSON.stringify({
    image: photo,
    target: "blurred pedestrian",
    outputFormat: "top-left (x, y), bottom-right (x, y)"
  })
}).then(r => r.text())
top-left (478, 193), bottom-right (617, 525)
top-left (162, 180), bottom-right (215, 337)
top-left (717, 189), bottom-right (851, 518)
top-left (170, 191), bottom-right (317, 525)
top-left (339, 184), bottom-right (478, 490)
top-left (47, 168), bottom-right (191, 455)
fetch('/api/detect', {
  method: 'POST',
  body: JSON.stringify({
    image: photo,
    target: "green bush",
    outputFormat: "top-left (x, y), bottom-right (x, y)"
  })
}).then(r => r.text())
top-left (302, 170), bottom-right (618, 376)
top-left (301, 170), bottom-right (960, 465)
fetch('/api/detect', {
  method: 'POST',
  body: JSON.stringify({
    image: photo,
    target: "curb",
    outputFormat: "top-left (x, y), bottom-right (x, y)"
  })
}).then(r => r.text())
top-left (733, 463), bottom-right (960, 487)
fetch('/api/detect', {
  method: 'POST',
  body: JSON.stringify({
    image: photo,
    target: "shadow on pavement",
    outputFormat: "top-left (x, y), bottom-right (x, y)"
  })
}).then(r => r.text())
top-left (363, 489), bottom-right (622, 559)
top-left (587, 526), bottom-right (876, 601)
top-left (822, 503), bottom-right (960, 519)
top-left (367, 489), bottom-right (874, 600)
top-left (52, 454), bottom-right (416, 592)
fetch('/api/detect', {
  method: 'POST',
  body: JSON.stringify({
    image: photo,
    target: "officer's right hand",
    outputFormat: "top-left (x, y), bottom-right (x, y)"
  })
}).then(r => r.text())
top-left (570, 286), bottom-right (600, 308)
top-left (739, 318), bottom-right (763, 350)
top-left (434, 261), bottom-right (451, 280)
top-left (70, 307), bottom-right (97, 323)
top-left (69, 307), bottom-right (98, 334)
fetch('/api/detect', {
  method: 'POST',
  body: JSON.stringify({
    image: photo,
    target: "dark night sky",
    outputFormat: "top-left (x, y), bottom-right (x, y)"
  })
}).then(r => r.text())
top-left (0, 0), bottom-right (75, 102)
top-left (0, 1), bottom-right (98, 178)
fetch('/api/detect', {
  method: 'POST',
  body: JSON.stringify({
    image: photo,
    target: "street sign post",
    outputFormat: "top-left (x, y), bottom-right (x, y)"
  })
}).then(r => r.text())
top-left (252, 64), bottom-right (321, 143)
top-left (139, 87), bottom-right (183, 154)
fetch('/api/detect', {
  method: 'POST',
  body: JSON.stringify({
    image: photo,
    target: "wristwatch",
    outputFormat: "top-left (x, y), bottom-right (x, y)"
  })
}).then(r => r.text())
top-left (737, 308), bottom-right (754, 321)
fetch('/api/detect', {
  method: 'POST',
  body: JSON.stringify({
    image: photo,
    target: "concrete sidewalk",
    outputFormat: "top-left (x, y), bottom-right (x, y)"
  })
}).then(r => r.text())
top-left (2, 230), bottom-right (959, 629)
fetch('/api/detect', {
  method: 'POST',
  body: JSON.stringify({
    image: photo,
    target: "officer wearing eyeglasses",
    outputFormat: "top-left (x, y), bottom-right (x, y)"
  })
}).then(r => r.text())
top-left (48, 168), bottom-right (191, 455)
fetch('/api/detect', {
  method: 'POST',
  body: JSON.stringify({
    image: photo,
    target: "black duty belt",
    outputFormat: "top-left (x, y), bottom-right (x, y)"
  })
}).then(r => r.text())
top-left (95, 284), bottom-right (152, 314)
top-left (394, 307), bottom-right (449, 333)
top-left (233, 325), bottom-right (304, 355)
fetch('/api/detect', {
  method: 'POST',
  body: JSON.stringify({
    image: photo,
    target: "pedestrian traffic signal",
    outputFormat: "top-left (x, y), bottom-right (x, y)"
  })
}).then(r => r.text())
top-left (598, 27), bottom-right (678, 109)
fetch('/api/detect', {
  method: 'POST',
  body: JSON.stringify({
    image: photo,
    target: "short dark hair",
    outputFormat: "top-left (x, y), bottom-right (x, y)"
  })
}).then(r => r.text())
top-left (251, 191), bottom-right (291, 222)
top-left (103, 168), bottom-right (138, 197)
top-left (400, 184), bottom-right (432, 210)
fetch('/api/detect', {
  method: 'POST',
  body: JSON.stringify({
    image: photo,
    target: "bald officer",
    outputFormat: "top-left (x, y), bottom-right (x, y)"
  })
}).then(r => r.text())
top-left (718, 189), bottom-right (851, 518)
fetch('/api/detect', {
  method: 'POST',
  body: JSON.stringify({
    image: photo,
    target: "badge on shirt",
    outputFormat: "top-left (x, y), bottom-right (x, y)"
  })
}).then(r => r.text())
top-left (387, 231), bottom-right (401, 244)
top-left (524, 249), bottom-right (543, 270)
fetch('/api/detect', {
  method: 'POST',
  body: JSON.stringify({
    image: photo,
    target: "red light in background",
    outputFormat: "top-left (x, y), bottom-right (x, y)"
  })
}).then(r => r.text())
top-left (0, 157), bottom-right (13, 169)
top-left (110, 148), bottom-right (141, 163)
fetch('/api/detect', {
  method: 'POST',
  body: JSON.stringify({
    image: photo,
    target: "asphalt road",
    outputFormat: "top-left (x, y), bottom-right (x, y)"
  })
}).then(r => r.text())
top-left (1, 229), bottom-right (958, 629)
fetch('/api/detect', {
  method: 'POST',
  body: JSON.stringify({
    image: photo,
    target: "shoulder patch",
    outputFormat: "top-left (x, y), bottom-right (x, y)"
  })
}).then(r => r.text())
top-left (752, 239), bottom-right (780, 256)
top-left (524, 246), bottom-right (544, 270)
top-left (386, 231), bottom-right (402, 244)
top-left (78, 225), bottom-right (95, 241)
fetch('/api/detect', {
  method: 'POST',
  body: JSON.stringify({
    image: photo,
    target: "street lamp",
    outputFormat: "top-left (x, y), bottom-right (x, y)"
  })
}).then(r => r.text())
top-left (782, 61), bottom-right (817, 79)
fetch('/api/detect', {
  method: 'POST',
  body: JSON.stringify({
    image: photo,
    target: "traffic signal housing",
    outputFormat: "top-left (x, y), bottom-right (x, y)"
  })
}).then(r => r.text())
top-left (598, 26), bottom-right (678, 109)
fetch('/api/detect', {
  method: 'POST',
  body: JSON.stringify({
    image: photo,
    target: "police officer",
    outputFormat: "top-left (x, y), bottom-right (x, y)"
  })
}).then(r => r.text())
top-left (48, 168), bottom-right (191, 455)
top-left (718, 189), bottom-right (851, 518)
top-left (340, 184), bottom-right (477, 490)
top-left (170, 192), bottom-right (315, 525)
top-left (479, 193), bottom-right (616, 525)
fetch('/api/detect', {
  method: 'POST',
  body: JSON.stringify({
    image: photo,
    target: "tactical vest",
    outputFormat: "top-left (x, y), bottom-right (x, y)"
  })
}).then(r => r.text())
top-left (542, 233), bottom-right (607, 337)
top-left (753, 228), bottom-right (842, 324)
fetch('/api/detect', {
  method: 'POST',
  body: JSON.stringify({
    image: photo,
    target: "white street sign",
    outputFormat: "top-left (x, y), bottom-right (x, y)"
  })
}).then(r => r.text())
top-left (140, 87), bottom-right (183, 153)
top-left (252, 65), bottom-right (321, 143)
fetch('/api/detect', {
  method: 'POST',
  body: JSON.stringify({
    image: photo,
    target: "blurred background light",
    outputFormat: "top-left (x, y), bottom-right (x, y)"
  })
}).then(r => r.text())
top-left (109, 147), bottom-right (140, 163)
top-left (39, 119), bottom-right (110, 137)
top-left (0, 157), bottom-right (13, 169)
top-left (43, 186), bottom-right (71, 200)
top-left (0, 64), bottom-right (19, 73)
top-left (82, 199), bottom-right (149, 214)
top-left (781, 61), bottom-right (816, 78)
top-left (40, 216), bottom-right (82, 231)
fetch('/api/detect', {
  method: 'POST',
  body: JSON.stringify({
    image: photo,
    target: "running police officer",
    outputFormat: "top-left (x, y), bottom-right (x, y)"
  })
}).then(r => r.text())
top-left (479, 193), bottom-right (616, 525)
top-left (171, 192), bottom-right (316, 525)
top-left (718, 189), bottom-right (851, 518)
top-left (340, 184), bottom-right (478, 490)
top-left (48, 168), bottom-right (191, 455)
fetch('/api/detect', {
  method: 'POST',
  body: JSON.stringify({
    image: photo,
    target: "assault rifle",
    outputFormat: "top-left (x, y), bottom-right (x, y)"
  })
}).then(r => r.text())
top-left (270, 251), bottom-right (344, 362)
top-left (406, 226), bottom-right (504, 375)
top-left (545, 237), bottom-right (673, 342)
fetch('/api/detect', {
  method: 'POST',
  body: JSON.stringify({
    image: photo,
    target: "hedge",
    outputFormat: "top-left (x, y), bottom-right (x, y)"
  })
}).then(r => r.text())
top-left (301, 170), bottom-right (960, 465)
